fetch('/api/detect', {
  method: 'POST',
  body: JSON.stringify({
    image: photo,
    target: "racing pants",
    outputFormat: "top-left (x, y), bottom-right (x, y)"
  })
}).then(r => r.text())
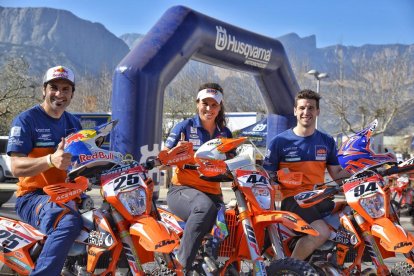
top-left (15, 190), bottom-right (83, 276)
top-left (167, 185), bottom-right (223, 270)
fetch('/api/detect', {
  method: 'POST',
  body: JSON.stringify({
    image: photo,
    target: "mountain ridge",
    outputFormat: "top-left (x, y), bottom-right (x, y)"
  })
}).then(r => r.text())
top-left (0, 6), bottom-right (412, 135)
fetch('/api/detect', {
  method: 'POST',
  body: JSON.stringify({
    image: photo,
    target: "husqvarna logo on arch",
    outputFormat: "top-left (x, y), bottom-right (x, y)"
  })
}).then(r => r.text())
top-left (215, 26), bottom-right (228, 51)
top-left (215, 26), bottom-right (272, 69)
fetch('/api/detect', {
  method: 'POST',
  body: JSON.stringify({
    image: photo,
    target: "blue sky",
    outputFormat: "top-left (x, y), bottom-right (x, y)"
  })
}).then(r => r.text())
top-left (1, 0), bottom-right (413, 47)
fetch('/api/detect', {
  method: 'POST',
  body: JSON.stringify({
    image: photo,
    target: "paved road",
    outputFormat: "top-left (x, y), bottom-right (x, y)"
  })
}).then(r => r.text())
top-left (1, 182), bottom-right (413, 272)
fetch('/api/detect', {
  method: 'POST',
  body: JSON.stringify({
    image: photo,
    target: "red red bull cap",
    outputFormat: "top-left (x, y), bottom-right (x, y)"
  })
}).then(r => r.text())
top-left (43, 65), bottom-right (75, 86)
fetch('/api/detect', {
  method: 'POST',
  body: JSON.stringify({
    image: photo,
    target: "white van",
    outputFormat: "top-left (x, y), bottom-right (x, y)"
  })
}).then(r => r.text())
top-left (0, 136), bottom-right (16, 182)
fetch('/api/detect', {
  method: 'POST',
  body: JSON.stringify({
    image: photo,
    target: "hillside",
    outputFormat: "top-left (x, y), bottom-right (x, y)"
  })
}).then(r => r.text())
top-left (0, 6), bottom-right (413, 135)
top-left (0, 6), bottom-right (129, 76)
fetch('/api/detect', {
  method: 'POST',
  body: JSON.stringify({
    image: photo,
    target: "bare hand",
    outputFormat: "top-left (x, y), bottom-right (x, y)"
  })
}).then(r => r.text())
top-left (51, 138), bottom-right (72, 170)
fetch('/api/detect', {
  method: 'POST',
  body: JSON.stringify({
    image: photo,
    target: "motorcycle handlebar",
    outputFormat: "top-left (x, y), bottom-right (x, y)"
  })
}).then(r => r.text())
top-left (378, 163), bottom-right (414, 178)
top-left (142, 159), bottom-right (162, 170)
top-left (183, 164), bottom-right (199, 170)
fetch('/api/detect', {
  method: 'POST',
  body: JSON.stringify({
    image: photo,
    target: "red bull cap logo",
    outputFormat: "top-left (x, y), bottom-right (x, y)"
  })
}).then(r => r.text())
top-left (43, 65), bottom-right (75, 85)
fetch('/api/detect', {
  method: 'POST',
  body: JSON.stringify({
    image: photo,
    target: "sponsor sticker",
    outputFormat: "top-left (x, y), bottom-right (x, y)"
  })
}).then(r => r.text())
top-left (10, 126), bottom-right (21, 137)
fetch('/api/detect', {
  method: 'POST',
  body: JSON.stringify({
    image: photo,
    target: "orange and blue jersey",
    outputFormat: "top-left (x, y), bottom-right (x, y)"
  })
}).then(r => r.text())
top-left (264, 129), bottom-right (339, 199)
top-left (164, 115), bottom-right (232, 195)
top-left (7, 105), bottom-right (82, 197)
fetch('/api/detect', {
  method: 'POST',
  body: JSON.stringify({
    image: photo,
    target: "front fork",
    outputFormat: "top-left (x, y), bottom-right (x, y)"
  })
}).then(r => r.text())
top-left (234, 188), bottom-right (268, 276)
top-left (267, 224), bottom-right (286, 259)
top-left (354, 213), bottom-right (390, 276)
top-left (111, 208), bottom-right (145, 275)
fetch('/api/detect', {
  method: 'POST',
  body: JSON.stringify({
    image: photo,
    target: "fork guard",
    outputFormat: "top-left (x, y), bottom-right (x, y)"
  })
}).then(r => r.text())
top-left (253, 210), bottom-right (319, 236)
top-left (130, 216), bottom-right (180, 253)
top-left (371, 217), bottom-right (414, 253)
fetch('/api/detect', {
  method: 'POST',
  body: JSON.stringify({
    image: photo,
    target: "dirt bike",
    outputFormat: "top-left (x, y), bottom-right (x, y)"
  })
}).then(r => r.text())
top-left (0, 121), bottom-right (182, 275)
top-left (157, 137), bottom-right (320, 275)
top-left (390, 174), bottom-right (414, 218)
top-left (279, 157), bottom-right (414, 275)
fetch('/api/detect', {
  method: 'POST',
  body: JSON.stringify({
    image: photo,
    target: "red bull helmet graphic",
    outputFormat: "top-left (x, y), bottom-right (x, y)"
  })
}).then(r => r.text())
top-left (65, 120), bottom-right (123, 179)
top-left (337, 119), bottom-right (396, 174)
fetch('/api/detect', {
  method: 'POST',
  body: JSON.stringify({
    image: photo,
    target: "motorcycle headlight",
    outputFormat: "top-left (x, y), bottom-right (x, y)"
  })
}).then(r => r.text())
top-left (359, 193), bottom-right (385, 218)
top-left (118, 187), bottom-right (146, 216)
top-left (252, 185), bottom-right (271, 210)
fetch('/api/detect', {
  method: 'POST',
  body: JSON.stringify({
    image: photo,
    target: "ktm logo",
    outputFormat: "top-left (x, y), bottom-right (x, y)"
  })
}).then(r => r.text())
top-left (394, 241), bottom-right (412, 250)
top-left (316, 149), bottom-right (327, 155)
top-left (155, 239), bottom-right (175, 249)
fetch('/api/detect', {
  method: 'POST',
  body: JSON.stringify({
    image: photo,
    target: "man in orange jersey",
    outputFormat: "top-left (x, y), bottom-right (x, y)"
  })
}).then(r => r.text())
top-left (7, 66), bottom-right (83, 275)
top-left (264, 89), bottom-right (350, 260)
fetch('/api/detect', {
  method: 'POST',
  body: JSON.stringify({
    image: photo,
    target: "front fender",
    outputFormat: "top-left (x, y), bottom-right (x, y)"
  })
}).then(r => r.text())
top-left (130, 215), bottom-right (179, 253)
top-left (253, 210), bottom-right (319, 236)
top-left (371, 218), bottom-right (414, 253)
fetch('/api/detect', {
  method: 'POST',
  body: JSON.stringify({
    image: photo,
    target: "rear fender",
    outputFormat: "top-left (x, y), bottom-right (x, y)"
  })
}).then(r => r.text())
top-left (254, 210), bottom-right (319, 236)
top-left (371, 218), bottom-right (414, 253)
top-left (130, 216), bottom-right (179, 253)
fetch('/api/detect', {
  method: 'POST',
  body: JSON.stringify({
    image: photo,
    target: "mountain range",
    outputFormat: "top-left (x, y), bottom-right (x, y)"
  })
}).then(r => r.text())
top-left (0, 6), bottom-right (413, 135)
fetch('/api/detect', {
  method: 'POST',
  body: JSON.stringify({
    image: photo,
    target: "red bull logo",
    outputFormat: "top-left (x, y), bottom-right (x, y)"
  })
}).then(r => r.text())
top-left (52, 66), bottom-right (69, 78)
top-left (79, 151), bottom-right (115, 163)
top-left (66, 130), bottom-right (96, 146)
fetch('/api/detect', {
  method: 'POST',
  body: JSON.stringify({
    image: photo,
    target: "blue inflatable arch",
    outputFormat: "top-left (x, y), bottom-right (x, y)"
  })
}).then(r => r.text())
top-left (111, 5), bottom-right (299, 161)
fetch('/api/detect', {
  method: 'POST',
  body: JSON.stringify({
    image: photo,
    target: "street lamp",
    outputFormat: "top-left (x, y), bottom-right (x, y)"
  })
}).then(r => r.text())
top-left (307, 69), bottom-right (329, 94)
top-left (306, 69), bottom-right (329, 129)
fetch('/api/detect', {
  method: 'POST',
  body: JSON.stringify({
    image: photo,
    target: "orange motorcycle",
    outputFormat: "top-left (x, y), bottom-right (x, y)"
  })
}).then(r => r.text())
top-left (157, 137), bottom-right (320, 275)
top-left (0, 121), bottom-right (182, 275)
top-left (279, 120), bottom-right (414, 275)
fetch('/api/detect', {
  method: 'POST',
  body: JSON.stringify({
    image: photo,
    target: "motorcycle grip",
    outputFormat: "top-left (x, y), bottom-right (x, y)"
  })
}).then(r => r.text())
top-left (183, 164), bottom-right (198, 170)
top-left (382, 163), bottom-right (414, 177)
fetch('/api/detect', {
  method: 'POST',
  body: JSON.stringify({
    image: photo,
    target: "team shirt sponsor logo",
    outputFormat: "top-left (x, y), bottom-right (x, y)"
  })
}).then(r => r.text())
top-left (35, 128), bottom-right (50, 133)
top-left (284, 146), bottom-right (301, 162)
top-left (166, 137), bottom-right (175, 144)
top-left (35, 142), bottom-right (55, 147)
top-left (190, 127), bottom-right (197, 134)
top-left (8, 137), bottom-right (24, 146)
top-left (38, 133), bottom-right (52, 141)
top-left (189, 139), bottom-right (201, 146)
top-left (189, 134), bottom-right (199, 139)
top-left (315, 145), bottom-right (328, 161)
top-left (10, 126), bottom-right (21, 137)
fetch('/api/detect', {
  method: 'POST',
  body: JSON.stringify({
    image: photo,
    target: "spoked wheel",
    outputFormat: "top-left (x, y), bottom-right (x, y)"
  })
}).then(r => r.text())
top-left (0, 264), bottom-right (18, 275)
top-left (268, 258), bottom-right (319, 276)
top-left (391, 261), bottom-right (414, 275)
top-left (223, 258), bottom-right (318, 276)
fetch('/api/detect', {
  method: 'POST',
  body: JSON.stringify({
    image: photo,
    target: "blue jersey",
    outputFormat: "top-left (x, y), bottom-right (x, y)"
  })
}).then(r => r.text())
top-left (165, 115), bottom-right (232, 194)
top-left (7, 105), bottom-right (82, 196)
top-left (264, 128), bottom-right (339, 198)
